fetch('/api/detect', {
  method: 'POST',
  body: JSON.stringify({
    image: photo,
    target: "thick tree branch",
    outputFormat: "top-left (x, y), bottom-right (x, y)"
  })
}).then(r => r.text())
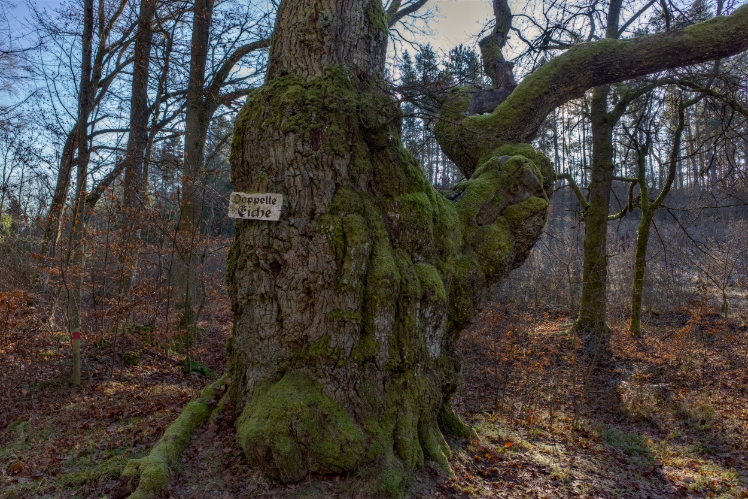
top-left (218, 87), bottom-right (259, 107)
top-left (479, 0), bottom-right (516, 91)
top-left (85, 166), bottom-right (123, 209)
top-left (611, 82), bottom-right (663, 121)
top-left (493, 4), bottom-right (748, 142)
top-left (612, 175), bottom-right (639, 183)
top-left (556, 173), bottom-right (588, 210)
top-left (437, 4), bottom-right (748, 177)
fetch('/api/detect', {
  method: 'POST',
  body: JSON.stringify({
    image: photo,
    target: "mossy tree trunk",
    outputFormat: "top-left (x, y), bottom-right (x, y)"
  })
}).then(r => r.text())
top-left (574, 0), bottom-right (621, 347)
top-left (228, 0), bottom-right (553, 493)
top-left (630, 93), bottom-right (700, 335)
top-left (575, 84), bottom-right (616, 347)
top-left (227, 1), bottom-right (748, 495)
top-left (629, 154), bottom-right (653, 336)
top-left (629, 131), bottom-right (654, 337)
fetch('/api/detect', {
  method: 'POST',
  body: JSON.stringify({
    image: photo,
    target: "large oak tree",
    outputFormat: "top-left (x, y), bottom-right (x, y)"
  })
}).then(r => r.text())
top-left (216, 0), bottom-right (748, 496)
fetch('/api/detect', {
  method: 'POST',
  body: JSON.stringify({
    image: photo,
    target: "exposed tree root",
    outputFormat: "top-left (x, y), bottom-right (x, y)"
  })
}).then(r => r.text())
top-left (115, 375), bottom-right (226, 499)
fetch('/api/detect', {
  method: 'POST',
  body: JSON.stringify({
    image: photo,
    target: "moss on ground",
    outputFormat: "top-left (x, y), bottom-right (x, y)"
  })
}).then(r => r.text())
top-left (60, 448), bottom-right (131, 487)
top-left (119, 376), bottom-right (225, 499)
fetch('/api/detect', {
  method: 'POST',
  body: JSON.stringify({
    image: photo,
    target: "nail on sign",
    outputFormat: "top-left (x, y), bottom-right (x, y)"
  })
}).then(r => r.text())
top-left (229, 192), bottom-right (283, 221)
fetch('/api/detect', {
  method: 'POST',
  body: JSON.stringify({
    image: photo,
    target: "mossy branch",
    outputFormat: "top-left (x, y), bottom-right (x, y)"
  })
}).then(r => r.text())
top-left (487, 4), bottom-right (748, 142)
top-left (608, 176), bottom-right (640, 221)
top-left (119, 375), bottom-right (226, 499)
top-left (436, 4), bottom-right (748, 176)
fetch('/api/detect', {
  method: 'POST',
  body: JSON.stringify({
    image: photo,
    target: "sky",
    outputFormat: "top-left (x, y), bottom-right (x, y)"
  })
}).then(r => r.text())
top-left (417, 0), bottom-right (495, 52)
top-left (2, 0), bottom-right (496, 53)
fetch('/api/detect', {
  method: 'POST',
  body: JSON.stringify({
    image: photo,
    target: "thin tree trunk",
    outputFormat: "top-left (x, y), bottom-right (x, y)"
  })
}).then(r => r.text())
top-left (172, 1), bottom-right (270, 335)
top-left (38, 126), bottom-right (76, 265)
top-left (67, 0), bottom-right (96, 386)
top-left (630, 213), bottom-right (652, 335)
top-left (630, 143), bottom-right (651, 336)
top-left (630, 93), bottom-right (699, 335)
top-left (695, 105), bottom-right (705, 194)
top-left (66, 0), bottom-right (129, 384)
top-left (174, 0), bottom-right (213, 336)
top-left (571, 0), bottom-right (621, 348)
top-left (118, 0), bottom-right (156, 294)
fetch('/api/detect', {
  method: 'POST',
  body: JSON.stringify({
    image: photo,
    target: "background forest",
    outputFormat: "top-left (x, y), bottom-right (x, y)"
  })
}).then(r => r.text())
top-left (1, 0), bottom-right (747, 497)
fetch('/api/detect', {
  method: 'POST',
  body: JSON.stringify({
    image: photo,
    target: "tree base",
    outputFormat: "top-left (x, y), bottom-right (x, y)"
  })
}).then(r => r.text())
top-left (571, 319), bottom-right (613, 364)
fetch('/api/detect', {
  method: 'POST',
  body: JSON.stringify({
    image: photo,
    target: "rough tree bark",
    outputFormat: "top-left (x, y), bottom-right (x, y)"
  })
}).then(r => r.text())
top-left (469, 0), bottom-right (517, 115)
top-left (563, 0), bottom-right (621, 342)
top-left (118, 0), bottom-right (156, 293)
top-left (227, 1), bottom-right (549, 494)
top-left (225, 0), bottom-right (748, 495)
top-left (575, 83), bottom-right (617, 343)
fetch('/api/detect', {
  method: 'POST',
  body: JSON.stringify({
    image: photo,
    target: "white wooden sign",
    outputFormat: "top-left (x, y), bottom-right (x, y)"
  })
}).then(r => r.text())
top-left (228, 192), bottom-right (283, 221)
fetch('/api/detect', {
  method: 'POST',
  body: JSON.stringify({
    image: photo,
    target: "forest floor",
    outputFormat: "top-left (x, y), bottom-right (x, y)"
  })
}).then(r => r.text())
top-left (1, 302), bottom-right (747, 499)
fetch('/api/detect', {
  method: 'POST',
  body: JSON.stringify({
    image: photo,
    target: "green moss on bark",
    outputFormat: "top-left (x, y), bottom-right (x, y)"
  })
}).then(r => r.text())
top-left (366, 0), bottom-right (389, 33)
top-left (228, 64), bottom-right (552, 498)
top-left (503, 196), bottom-right (549, 228)
top-left (414, 263), bottom-right (447, 302)
top-left (438, 403), bottom-right (475, 439)
top-left (236, 372), bottom-right (367, 482)
top-left (418, 418), bottom-right (452, 472)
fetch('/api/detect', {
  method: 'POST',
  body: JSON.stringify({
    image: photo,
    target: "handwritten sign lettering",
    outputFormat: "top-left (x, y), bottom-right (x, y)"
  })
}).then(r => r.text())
top-left (228, 192), bottom-right (283, 221)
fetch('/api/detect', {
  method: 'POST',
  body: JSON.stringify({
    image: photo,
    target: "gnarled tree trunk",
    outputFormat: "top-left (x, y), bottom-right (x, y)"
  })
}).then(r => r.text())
top-left (227, 0), bottom-right (552, 495)
top-left (227, 0), bottom-right (748, 495)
